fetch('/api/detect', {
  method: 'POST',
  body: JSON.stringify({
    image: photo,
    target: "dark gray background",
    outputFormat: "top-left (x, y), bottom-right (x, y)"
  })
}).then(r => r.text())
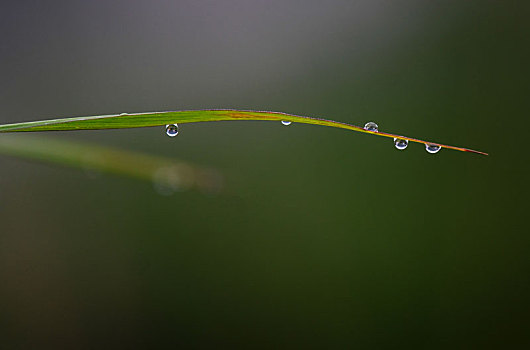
top-left (0, 0), bottom-right (528, 347)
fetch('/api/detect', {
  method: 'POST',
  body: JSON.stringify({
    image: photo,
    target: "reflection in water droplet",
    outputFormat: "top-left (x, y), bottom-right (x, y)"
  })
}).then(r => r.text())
top-left (165, 124), bottom-right (179, 137)
top-left (393, 138), bottom-right (409, 150)
top-left (363, 122), bottom-right (378, 132)
top-left (425, 144), bottom-right (441, 154)
top-left (281, 121), bottom-right (292, 126)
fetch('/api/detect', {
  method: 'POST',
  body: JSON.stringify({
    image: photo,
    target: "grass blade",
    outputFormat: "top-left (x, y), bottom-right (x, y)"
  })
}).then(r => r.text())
top-left (0, 134), bottom-right (223, 194)
top-left (0, 109), bottom-right (487, 155)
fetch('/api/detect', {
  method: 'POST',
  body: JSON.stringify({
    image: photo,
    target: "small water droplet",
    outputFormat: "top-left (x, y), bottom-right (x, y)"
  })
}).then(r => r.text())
top-left (364, 121), bottom-right (378, 132)
top-left (425, 144), bottom-right (441, 154)
top-left (165, 124), bottom-right (179, 137)
top-left (393, 138), bottom-right (408, 150)
top-left (281, 120), bottom-right (292, 126)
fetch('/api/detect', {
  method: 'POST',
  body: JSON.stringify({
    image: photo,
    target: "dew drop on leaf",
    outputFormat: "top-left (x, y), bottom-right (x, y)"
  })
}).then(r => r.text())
top-left (165, 124), bottom-right (179, 137)
top-left (394, 138), bottom-right (408, 150)
top-left (281, 121), bottom-right (292, 126)
top-left (364, 122), bottom-right (378, 132)
top-left (425, 144), bottom-right (441, 154)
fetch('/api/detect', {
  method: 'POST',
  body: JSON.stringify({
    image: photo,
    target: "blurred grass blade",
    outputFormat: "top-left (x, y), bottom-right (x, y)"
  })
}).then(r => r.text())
top-left (0, 135), bottom-right (223, 194)
top-left (0, 109), bottom-right (487, 155)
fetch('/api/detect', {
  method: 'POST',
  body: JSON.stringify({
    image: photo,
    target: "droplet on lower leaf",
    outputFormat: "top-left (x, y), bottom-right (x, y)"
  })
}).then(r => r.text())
top-left (425, 144), bottom-right (441, 154)
top-left (281, 121), bottom-right (292, 126)
top-left (393, 138), bottom-right (408, 150)
top-left (165, 124), bottom-right (179, 137)
top-left (364, 122), bottom-right (378, 132)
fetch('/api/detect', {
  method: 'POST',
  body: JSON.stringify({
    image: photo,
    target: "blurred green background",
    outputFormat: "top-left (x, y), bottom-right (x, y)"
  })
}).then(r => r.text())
top-left (0, 0), bottom-right (528, 348)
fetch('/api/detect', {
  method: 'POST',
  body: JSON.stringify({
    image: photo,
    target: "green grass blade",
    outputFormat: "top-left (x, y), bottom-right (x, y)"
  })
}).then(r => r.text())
top-left (0, 134), bottom-right (223, 193)
top-left (0, 109), bottom-right (487, 155)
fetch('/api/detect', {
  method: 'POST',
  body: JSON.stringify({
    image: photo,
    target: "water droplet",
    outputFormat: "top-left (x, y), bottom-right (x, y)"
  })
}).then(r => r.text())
top-left (425, 144), bottom-right (441, 154)
top-left (393, 138), bottom-right (408, 150)
top-left (281, 121), bottom-right (292, 126)
top-left (165, 124), bottom-right (179, 137)
top-left (119, 113), bottom-right (128, 116)
top-left (364, 121), bottom-right (378, 132)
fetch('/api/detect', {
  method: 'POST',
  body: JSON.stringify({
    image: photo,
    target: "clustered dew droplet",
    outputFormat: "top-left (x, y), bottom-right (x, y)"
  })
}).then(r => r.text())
top-left (363, 121), bottom-right (378, 132)
top-left (164, 118), bottom-right (443, 155)
top-left (425, 144), bottom-right (441, 154)
top-left (165, 124), bottom-right (179, 137)
top-left (393, 138), bottom-right (409, 150)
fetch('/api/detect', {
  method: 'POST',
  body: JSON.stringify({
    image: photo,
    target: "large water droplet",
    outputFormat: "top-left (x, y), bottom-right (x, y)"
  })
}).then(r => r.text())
top-left (165, 124), bottom-right (179, 137)
top-left (425, 144), bottom-right (441, 154)
top-left (394, 138), bottom-right (408, 150)
top-left (364, 121), bottom-right (378, 132)
top-left (281, 120), bottom-right (292, 126)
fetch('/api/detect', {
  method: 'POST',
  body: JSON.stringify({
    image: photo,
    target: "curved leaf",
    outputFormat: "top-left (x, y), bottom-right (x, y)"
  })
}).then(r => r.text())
top-left (0, 109), bottom-right (487, 155)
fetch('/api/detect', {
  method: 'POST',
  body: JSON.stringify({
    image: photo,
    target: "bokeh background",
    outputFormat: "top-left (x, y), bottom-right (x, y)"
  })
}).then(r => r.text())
top-left (0, 0), bottom-right (528, 347)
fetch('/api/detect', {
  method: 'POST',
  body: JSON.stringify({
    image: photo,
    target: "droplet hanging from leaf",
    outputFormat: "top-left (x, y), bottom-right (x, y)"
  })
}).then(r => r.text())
top-left (394, 138), bottom-right (408, 150)
top-left (425, 144), bottom-right (441, 154)
top-left (165, 124), bottom-right (179, 137)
